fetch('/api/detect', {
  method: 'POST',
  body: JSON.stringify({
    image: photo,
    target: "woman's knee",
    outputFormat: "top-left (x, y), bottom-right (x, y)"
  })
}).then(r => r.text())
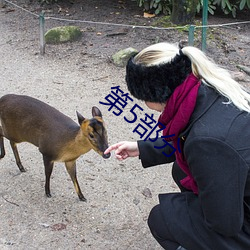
top-left (148, 205), bottom-right (179, 249)
top-left (148, 204), bottom-right (161, 233)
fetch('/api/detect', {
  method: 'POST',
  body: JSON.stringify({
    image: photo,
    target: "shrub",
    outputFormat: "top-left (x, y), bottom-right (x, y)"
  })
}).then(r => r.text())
top-left (135, 0), bottom-right (172, 15)
top-left (135, 0), bottom-right (250, 17)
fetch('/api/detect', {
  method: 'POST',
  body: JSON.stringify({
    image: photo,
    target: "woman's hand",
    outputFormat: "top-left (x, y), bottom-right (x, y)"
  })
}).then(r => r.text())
top-left (104, 141), bottom-right (139, 160)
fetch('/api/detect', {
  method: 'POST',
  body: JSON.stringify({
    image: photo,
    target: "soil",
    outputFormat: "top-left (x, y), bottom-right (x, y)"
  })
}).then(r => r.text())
top-left (0, 0), bottom-right (249, 249)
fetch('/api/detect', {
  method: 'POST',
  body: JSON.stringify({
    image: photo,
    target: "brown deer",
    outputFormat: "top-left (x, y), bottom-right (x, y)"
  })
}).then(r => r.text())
top-left (0, 94), bottom-right (110, 201)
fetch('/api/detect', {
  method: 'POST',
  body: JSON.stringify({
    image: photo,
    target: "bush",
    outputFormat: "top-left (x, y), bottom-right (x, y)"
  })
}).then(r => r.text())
top-left (135, 0), bottom-right (250, 18)
top-left (212, 0), bottom-right (250, 17)
top-left (135, 0), bottom-right (172, 15)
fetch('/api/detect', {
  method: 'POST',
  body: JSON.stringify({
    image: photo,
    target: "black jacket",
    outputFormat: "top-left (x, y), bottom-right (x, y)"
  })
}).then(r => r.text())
top-left (138, 84), bottom-right (250, 249)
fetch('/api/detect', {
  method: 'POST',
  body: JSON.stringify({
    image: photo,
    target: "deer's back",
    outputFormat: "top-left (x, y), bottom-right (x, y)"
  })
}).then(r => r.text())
top-left (0, 94), bottom-right (79, 147)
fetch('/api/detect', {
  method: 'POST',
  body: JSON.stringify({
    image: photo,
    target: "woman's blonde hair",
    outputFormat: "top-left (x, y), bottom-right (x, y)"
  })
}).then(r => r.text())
top-left (134, 42), bottom-right (250, 112)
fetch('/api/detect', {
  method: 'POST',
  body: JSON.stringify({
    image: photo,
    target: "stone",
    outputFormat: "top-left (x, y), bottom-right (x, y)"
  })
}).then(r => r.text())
top-left (44, 26), bottom-right (82, 44)
top-left (112, 47), bottom-right (138, 67)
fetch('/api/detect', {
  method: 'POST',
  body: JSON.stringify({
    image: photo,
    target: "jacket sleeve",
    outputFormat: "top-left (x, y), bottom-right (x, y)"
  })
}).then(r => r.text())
top-left (185, 136), bottom-right (248, 237)
top-left (138, 138), bottom-right (176, 168)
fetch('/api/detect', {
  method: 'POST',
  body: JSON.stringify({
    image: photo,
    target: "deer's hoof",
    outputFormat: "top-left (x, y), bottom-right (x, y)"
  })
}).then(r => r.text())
top-left (46, 193), bottom-right (52, 198)
top-left (79, 196), bottom-right (87, 202)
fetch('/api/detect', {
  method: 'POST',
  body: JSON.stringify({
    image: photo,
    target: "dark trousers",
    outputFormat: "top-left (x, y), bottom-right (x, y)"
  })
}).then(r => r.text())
top-left (148, 162), bottom-right (188, 250)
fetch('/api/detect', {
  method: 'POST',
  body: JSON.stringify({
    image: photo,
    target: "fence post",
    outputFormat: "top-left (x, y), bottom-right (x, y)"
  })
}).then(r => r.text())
top-left (39, 11), bottom-right (45, 55)
top-left (188, 25), bottom-right (195, 46)
top-left (201, 0), bottom-right (208, 51)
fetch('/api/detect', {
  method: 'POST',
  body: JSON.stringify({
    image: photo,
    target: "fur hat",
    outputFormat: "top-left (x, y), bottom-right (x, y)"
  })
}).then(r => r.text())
top-left (125, 52), bottom-right (192, 103)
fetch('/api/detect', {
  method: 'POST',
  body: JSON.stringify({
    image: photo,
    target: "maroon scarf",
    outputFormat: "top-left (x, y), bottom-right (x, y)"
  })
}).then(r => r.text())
top-left (158, 73), bottom-right (201, 194)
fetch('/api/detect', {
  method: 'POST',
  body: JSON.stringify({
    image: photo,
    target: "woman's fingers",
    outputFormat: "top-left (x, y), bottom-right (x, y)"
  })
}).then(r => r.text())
top-left (104, 141), bottom-right (127, 155)
top-left (104, 141), bottom-right (138, 160)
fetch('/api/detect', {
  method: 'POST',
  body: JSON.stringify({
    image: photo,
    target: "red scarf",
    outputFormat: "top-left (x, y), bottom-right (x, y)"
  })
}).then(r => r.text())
top-left (158, 73), bottom-right (201, 194)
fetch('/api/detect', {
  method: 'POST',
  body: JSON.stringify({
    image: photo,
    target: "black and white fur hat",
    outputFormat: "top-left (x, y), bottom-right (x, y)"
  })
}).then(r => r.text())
top-left (125, 51), bottom-right (192, 103)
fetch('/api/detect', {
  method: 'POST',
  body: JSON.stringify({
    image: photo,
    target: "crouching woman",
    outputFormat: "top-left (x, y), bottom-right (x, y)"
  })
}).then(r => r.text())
top-left (105, 42), bottom-right (250, 250)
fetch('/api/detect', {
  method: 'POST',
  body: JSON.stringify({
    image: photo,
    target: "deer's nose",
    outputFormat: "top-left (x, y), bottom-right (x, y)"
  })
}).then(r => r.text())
top-left (103, 152), bottom-right (111, 159)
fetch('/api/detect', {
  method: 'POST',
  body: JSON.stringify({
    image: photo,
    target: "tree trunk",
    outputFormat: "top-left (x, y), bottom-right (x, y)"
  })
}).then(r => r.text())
top-left (171, 0), bottom-right (198, 25)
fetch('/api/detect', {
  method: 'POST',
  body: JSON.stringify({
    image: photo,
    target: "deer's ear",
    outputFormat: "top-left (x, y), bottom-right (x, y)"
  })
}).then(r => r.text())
top-left (76, 111), bottom-right (85, 125)
top-left (92, 106), bottom-right (102, 118)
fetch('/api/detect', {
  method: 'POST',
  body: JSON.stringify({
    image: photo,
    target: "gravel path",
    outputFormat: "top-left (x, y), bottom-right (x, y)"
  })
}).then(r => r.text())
top-left (0, 4), bottom-right (177, 250)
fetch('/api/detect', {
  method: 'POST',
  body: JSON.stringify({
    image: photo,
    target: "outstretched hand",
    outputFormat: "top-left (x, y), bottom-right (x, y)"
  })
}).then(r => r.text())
top-left (104, 141), bottom-right (139, 160)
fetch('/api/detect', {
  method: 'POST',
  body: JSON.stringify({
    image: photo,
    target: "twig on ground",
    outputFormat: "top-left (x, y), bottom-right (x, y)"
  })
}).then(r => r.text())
top-left (2, 196), bottom-right (20, 206)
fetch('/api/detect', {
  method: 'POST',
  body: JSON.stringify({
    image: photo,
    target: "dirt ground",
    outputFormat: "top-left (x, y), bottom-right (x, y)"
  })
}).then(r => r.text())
top-left (0, 0), bottom-right (249, 249)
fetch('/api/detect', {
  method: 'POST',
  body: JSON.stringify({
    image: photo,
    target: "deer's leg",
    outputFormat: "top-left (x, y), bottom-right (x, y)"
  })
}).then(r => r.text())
top-left (0, 127), bottom-right (5, 159)
top-left (65, 161), bottom-right (86, 202)
top-left (10, 141), bottom-right (25, 172)
top-left (43, 155), bottom-right (54, 198)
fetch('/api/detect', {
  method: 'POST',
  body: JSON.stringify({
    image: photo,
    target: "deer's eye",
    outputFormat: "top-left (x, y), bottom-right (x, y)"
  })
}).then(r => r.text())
top-left (89, 133), bottom-right (94, 139)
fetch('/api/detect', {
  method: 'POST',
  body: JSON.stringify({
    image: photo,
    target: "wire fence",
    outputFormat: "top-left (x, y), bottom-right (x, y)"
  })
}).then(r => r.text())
top-left (3, 0), bottom-right (250, 55)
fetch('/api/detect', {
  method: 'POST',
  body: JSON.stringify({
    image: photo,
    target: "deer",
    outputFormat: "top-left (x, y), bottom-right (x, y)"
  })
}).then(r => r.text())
top-left (0, 94), bottom-right (110, 202)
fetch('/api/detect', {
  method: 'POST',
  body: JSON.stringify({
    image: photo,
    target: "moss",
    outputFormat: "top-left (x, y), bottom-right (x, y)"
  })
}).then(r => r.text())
top-left (45, 26), bottom-right (82, 44)
top-left (152, 16), bottom-right (197, 32)
top-left (152, 16), bottom-right (172, 27)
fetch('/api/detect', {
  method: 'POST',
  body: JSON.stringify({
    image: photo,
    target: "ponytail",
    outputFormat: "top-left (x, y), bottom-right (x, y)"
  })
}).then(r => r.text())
top-left (182, 46), bottom-right (250, 112)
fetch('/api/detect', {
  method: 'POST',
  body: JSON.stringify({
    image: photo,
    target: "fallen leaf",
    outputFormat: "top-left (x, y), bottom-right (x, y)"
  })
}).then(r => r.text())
top-left (142, 187), bottom-right (152, 198)
top-left (143, 12), bottom-right (155, 18)
top-left (51, 223), bottom-right (67, 231)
